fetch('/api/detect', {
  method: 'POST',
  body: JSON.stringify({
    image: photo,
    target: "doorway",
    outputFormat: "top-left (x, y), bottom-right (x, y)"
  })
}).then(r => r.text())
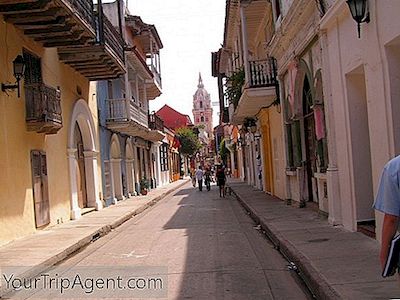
top-left (74, 123), bottom-right (88, 209)
top-left (31, 150), bottom-right (50, 228)
top-left (302, 76), bottom-right (316, 203)
top-left (346, 66), bottom-right (374, 232)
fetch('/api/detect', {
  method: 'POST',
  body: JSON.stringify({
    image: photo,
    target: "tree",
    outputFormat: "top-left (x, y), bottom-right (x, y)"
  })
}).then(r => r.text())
top-left (219, 138), bottom-right (228, 164)
top-left (175, 127), bottom-right (202, 157)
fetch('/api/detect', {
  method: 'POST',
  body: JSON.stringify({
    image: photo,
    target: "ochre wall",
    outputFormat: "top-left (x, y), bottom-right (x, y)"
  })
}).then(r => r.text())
top-left (0, 17), bottom-right (92, 245)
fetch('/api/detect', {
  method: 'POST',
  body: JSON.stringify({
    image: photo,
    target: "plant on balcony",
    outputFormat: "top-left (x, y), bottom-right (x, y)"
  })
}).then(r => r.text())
top-left (140, 177), bottom-right (149, 195)
top-left (224, 67), bottom-right (245, 109)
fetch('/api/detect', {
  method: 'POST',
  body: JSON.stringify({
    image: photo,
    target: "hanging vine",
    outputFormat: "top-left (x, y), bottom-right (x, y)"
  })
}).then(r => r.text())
top-left (224, 67), bottom-right (245, 109)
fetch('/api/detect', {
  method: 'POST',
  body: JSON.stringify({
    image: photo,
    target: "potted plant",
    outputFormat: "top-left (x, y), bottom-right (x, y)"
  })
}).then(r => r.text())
top-left (140, 177), bottom-right (149, 195)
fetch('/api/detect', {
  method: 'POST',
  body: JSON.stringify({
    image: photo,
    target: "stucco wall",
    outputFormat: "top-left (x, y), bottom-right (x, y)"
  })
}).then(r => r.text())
top-left (0, 17), bottom-right (93, 245)
top-left (322, 0), bottom-right (400, 235)
top-left (270, 108), bottom-right (286, 199)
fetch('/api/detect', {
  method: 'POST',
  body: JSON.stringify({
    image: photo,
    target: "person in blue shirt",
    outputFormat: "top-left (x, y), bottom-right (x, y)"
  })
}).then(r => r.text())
top-left (373, 155), bottom-right (400, 272)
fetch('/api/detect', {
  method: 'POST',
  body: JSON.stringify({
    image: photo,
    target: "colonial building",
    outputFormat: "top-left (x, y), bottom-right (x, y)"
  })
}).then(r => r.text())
top-left (215, 0), bottom-right (400, 242)
top-left (156, 104), bottom-right (193, 130)
top-left (319, 0), bottom-right (400, 239)
top-left (0, 0), bottom-right (125, 245)
top-left (97, 3), bottom-right (164, 202)
top-left (156, 104), bottom-right (193, 179)
top-left (214, 0), bottom-right (285, 198)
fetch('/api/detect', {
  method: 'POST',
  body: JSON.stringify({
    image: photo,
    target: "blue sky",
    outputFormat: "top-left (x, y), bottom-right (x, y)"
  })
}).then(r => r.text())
top-left (129, 0), bottom-right (226, 126)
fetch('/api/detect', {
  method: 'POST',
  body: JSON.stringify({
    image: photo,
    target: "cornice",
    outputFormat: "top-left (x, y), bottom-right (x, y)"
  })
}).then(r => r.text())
top-left (268, 0), bottom-right (318, 62)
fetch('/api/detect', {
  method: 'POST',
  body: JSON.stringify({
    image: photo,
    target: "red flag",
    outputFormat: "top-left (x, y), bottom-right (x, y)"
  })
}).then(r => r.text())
top-left (172, 136), bottom-right (181, 149)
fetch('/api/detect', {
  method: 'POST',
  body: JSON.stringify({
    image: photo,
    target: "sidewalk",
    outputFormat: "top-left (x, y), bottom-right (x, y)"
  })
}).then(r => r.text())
top-left (228, 179), bottom-right (399, 300)
top-left (0, 179), bottom-right (189, 297)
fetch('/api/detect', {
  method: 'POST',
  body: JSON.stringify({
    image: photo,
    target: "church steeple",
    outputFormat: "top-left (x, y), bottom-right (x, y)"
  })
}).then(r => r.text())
top-left (198, 72), bottom-right (204, 88)
top-left (193, 72), bottom-right (213, 139)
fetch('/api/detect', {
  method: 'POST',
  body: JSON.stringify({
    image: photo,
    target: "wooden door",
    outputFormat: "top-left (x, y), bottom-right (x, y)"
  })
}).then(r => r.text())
top-left (75, 124), bottom-right (88, 208)
top-left (31, 151), bottom-right (50, 227)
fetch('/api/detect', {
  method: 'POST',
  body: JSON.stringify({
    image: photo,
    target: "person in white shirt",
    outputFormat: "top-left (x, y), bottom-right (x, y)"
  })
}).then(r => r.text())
top-left (195, 166), bottom-right (204, 191)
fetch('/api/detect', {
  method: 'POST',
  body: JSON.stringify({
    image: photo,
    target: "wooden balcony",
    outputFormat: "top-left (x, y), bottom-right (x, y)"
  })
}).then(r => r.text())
top-left (248, 58), bottom-right (278, 88)
top-left (0, 0), bottom-right (125, 80)
top-left (25, 82), bottom-right (62, 134)
top-left (106, 98), bottom-right (164, 142)
top-left (231, 58), bottom-right (279, 124)
top-left (146, 63), bottom-right (162, 100)
top-left (59, 12), bottom-right (125, 80)
top-left (148, 112), bottom-right (163, 131)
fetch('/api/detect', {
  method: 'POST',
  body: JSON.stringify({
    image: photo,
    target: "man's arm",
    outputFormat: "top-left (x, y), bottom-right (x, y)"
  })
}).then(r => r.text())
top-left (380, 213), bottom-right (400, 269)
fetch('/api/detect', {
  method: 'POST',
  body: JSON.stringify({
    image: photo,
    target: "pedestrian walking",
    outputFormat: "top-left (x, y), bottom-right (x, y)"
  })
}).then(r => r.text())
top-left (195, 166), bottom-right (204, 191)
top-left (216, 165), bottom-right (226, 197)
top-left (373, 155), bottom-right (400, 277)
top-left (190, 168), bottom-right (196, 187)
top-left (204, 168), bottom-right (212, 191)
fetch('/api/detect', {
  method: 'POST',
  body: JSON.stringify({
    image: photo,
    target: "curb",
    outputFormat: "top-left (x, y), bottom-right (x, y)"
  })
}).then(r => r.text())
top-left (229, 185), bottom-right (341, 300)
top-left (0, 180), bottom-right (189, 298)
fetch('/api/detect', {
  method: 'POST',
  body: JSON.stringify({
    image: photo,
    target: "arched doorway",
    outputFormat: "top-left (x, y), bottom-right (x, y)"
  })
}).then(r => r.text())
top-left (302, 75), bottom-right (316, 203)
top-left (74, 124), bottom-right (88, 209)
top-left (110, 134), bottom-right (123, 202)
top-left (125, 139), bottom-right (136, 196)
top-left (68, 99), bottom-right (102, 219)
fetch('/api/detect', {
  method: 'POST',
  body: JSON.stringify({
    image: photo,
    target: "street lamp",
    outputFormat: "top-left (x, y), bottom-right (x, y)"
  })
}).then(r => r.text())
top-left (346, 0), bottom-right (370, 38)
top-left (1, 55), bottom-right (26, 98)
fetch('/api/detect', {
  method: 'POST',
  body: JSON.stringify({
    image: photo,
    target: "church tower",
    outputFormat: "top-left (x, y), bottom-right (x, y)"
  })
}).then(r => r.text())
top-left (192, 73), bottom-right (213, 137)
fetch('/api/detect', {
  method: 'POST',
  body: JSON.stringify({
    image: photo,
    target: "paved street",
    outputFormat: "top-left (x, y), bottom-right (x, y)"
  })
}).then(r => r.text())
top-left (8, 182), bottom-right (310, 299)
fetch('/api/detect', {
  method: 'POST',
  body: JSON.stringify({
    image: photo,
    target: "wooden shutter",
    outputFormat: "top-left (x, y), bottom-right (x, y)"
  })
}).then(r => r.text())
top-left (31, 151), bottom-right (50, 227)
top-left (23, 50), bottom-right (42, 85)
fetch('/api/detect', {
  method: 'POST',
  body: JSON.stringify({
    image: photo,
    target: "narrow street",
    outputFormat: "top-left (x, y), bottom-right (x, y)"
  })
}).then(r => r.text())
top-left (10, 183), bottom-right (311, 299)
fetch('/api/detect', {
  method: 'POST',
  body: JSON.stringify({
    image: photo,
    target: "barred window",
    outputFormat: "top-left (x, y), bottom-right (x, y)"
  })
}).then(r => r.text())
top-left (160, 143), bottom-right (169, 171)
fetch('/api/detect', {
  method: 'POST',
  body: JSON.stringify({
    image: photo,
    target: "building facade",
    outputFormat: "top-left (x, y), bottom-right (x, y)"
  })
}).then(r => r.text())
top-left (214, 0), bottom-right (400, 242)
top-left (214, 0), bottom-right (285, 198)
top-left (319, 0), bottom-right (400, 239)
top-left (97, 5), bottom-right (164, 202)
top-left (0, 0), bottom-right (125, 245)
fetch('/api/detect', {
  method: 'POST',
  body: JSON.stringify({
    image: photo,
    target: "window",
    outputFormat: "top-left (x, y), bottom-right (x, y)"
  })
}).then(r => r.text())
top-left (201, 116), bottom-right (204, 122)
top-left (24, 49), bottom-right (42, 85)
top-left (107, 80), bottom-right (113, 99)
top-left (160, 143), bottom-right (169, 171)
top-left (200, 101), bottom-right (203, 108)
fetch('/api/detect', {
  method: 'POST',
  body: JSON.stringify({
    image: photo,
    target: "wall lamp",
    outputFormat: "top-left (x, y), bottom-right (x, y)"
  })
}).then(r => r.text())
top-left (1, 55), bottom-right (26, 98)
top-left (346, 0), bottom-right (370, 38)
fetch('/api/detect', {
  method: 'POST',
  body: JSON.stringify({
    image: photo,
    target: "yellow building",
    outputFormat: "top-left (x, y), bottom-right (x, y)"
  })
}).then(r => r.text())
top-left (215, 0), bottom-right (286, 199)
top-left (0, 1), bottom-right (125, 245)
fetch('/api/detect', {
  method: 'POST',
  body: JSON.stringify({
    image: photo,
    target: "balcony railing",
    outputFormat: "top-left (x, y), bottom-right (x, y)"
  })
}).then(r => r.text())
top-left (149, 64), bottom-right (162, 88)
top-left (106, 98), bottom-right (128, 122)
top-left (106, 98), bottom-right (149, 127)
top-left (99, 14), bottom-right (125, 65)
top-left (248, 58), bottom-right (278, 88)
top-left (0, 0), bottom-right (125, 80)
top-left (25, 83), bottom-right (62, 134)
top-left (148, 113), bottom-right (164, 131)
top-left (68, 0), bottom-right (95, 29)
